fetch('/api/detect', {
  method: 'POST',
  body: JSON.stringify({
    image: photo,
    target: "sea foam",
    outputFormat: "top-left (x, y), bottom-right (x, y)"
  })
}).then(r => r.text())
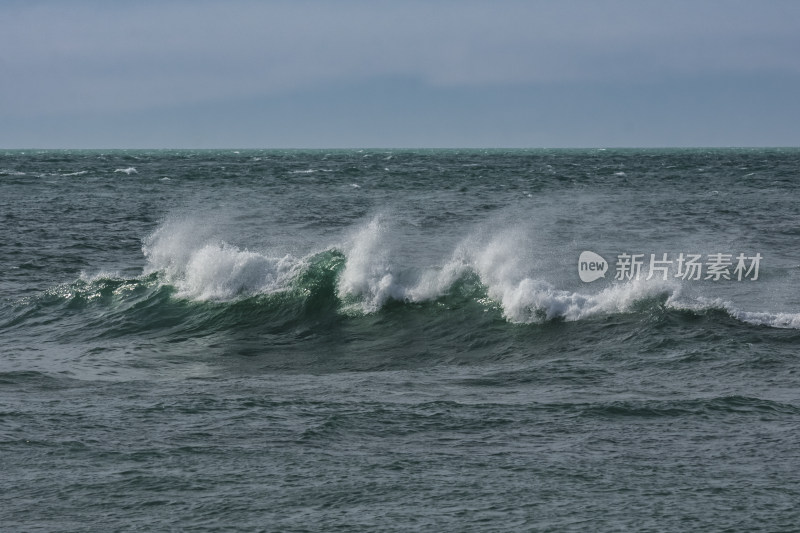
top-left (141, 216), bottom-right (800, 329)
top-left (114, 167), bottom-right (137, 175)
top-left (336, 216), bottom-right (405, 312)
top-left (668, 296), bottom-right (800, 330)
top-left (142, 218), bottom-right (301, 301)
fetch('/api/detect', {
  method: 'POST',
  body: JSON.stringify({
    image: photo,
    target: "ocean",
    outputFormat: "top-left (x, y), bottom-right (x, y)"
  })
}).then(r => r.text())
top-left (1, 148), bottom-right (799, 531)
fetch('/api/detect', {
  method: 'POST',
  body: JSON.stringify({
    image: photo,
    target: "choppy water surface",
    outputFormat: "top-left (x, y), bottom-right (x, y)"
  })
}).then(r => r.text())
top-left (1, 149), bottom-right (799, 531)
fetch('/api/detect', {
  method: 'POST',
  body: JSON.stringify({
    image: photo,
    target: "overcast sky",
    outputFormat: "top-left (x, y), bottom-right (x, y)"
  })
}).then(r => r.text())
top-left (2, 0), bottom-right (799, 148)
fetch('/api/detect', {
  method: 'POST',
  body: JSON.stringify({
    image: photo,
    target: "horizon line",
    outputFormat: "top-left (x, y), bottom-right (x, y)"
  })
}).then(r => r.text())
top-left (4, 146), bottom-right (799, 151)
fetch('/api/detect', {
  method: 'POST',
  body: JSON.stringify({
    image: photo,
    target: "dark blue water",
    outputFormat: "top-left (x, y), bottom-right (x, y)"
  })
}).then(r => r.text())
top-left (2, 149), bottom-right (800, 531)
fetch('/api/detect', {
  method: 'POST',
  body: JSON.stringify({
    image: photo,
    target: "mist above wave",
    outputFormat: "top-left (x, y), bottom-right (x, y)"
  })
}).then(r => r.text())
top-left (136, 215), bottom-right (799, 330)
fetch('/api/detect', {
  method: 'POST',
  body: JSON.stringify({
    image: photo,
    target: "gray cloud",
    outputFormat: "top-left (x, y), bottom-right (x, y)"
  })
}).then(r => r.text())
top-left (2, 0), bottom-right (799, 117)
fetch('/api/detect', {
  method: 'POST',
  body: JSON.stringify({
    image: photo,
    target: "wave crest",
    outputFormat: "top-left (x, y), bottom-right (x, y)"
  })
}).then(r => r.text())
top-left (142, 218), bottom-right (303, 301)
top-left (133, 216), bottom-right (799, 330)
top-left (336, 216), bottom-right (405, 312)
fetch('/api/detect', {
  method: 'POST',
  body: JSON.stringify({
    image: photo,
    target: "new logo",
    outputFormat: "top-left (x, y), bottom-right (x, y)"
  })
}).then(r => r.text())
top-left (578, 251), bottom-right (608, 282)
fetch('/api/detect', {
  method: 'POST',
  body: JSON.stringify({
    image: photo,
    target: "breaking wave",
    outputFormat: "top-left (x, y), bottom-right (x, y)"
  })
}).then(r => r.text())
top-left (5, 216), bottom-right (798, 336)
top-left (132, 216), bottom-right (800, 330)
